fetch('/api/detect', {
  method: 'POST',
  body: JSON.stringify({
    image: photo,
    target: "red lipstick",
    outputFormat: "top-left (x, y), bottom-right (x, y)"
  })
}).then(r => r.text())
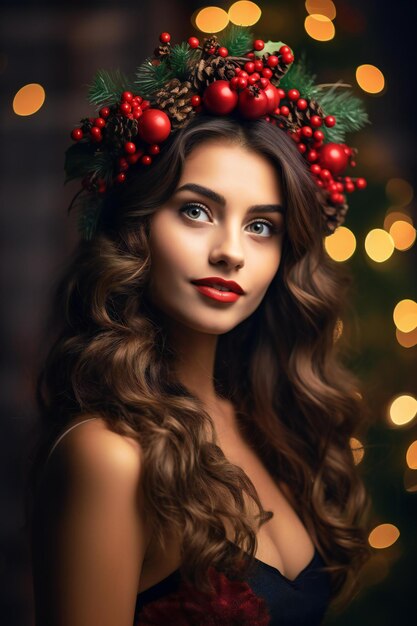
top-left (191, 276), bottom-right (245, 303)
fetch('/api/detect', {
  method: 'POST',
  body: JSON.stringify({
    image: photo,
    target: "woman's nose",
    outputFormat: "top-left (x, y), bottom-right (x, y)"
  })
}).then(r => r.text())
top-left (208, 225), bottom-right (245, 269)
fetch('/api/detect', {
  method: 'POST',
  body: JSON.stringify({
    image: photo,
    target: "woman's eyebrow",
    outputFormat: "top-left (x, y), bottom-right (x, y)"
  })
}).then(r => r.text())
top-left (175, 183), bottom-right (285, 215)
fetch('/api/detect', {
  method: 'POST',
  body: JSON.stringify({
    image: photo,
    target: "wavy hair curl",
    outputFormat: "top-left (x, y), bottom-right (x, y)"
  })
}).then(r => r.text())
top-left (27, 113), bottom-right (373, 614)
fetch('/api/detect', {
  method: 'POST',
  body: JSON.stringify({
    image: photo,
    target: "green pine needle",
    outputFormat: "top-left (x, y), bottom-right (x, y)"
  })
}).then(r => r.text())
top-left (279, 52), bottom-right (321, 100)
top-left (77, 195), bottom-right (102, 241)
top-left (314, 84), bottom-right (370, 142)
top-left (217, 23), bottom-right (254, 57)
top-left (169, 42), bottom-right (200, 81)
top-left (87, 68), bottom-right (133, 108)
top-left (134, 56), bottom-right (173, 101)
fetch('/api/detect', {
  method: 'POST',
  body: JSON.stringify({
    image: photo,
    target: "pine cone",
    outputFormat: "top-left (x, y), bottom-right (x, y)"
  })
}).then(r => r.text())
top-left (154, 78), bottom-right (196, 130)
top-left (105, 114), bottom-right (139, 150)
top-left (192, 56), bottom-right (237, 90)
top-left (202, 35), bottom-right (219, 56)
top-left (261, 52), bottom-right (291, 87)
top-left (154, 42), bottom-right (171, 58)
top-left (318, 188), bottom-right (349, 235)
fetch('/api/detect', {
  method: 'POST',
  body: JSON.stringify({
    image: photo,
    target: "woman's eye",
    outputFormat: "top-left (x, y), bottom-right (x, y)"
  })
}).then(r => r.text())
top-left (180, 202), bottom-right (210, 222)
top-left (179, 202), bottom-right (279, 238)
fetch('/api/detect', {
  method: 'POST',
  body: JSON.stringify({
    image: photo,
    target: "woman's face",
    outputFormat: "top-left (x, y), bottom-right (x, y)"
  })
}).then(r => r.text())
top-left (147, 139), bottom-right (286, 335)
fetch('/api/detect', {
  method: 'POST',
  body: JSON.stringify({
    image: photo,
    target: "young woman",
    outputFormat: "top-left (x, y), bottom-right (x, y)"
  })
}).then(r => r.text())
top-left (28, 112), bottom-right (372, 626)
top-left (27, 25), bottom-right (373, 626)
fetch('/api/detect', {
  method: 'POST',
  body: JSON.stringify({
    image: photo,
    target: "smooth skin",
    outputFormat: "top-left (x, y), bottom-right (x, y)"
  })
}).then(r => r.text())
top-left (32, 139), bottom-right (286, 625)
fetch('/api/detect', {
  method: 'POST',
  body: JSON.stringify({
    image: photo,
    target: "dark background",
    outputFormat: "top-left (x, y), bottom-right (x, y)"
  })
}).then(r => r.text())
top-left (1, 1), bottom-right (416, 624)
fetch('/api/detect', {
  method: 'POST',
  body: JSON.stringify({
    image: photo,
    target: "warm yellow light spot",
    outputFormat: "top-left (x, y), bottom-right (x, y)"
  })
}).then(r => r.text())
top-left (356, 64), bottom-right (385, 94)
top-left (384, 210), bottom-right (413, 231)
top-left (324, 226), bottom-right (356, 261)
top-left (350, 437), bottom-right (365, 464)
top-left (333, 318), bottom-right (343, 342)
top-left (305, 0), bottom-right (336, 20)
top-left (386, 178), bottom-right (414, 207)
top-left (368, 524), bottom-right (400, 549)
top-left (396, 326), bottom-right (417, 349)
top-left (195, 6), bottom-right (230, 33)
top-left (388, 220), bottom-right (416, 251)
top-left (13, 83), bottom-right (46, 116)
top-left (393, 299), bottom-right (417, 333)
top-left (304, 14), bottom-right (335, 41)
top-left (388, 394), bottom-right (417, 426)
top-left (228, 1), bottom-right (262, 26)
top-left (364, 228), bottom-right (394, 262)
top-left (406, 440), bottom-right (417, 470)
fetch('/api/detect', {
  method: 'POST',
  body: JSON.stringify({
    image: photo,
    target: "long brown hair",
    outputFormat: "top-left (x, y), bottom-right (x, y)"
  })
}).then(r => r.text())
top-left (27, 113), bottom-right (373, 614)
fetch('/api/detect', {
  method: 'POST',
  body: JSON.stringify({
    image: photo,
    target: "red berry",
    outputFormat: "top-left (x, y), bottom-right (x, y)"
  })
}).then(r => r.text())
top-left (94, 117), bottom-right (106, 128)
top-left (316, 180), bottom-right (324, 187)
top-left (120, 102), bottom-right (131, 115)
top-left (259, 77), bottom-right (269, 88)
top-left (141, 100), bottom-right (150, 110)
top-left (71, 128), bottom-right (83, 141)
top-left (319, 169), bottom-right (331, 180)
top-left (296, 98), bottom-right (308, 110)
top-left (230, 76), bottom-right (240, 90)
top-left (132, 108), bottom-right (143, 119)
top-left (254, 60), bottom-right (264, 72)
top-left (124, 141), bottom-right (136, 154)
top-left (307, 150), bottom-right (318, 162)
top-left (356, 177), bottom-right (367, 189)
top-left (324, 115), bottom-right (336, 127)
top-left (191, 95), bottom-right (201, 106)
top-left (310, 164), bottom-right (321, 175)
top-left (239, 71), bottom-right (249, 79)
top-left (141, 155), bottom-right (152, 166)
top-left (148, 144), bottom-right (160, 155)
top-left (244, 61), bottom-right (255, 73)
top-left (188, 36), bottom-right (199, 49)
top-left (345, 181), bottom-right (355, 192)
top-left (287, 89), bottom-right (300, 101)
top-left (116, 172), bottom-right (126, 183)
top-left (159, 32), bottom-right (170, 43)
top-left (298, 143), bottom-right (307, 154)
top-left (248, 75), bottom-right (258, 86)
top-left (310, 115), bottom-right (322, 127)
top-left (237, 76), bottom-right (248, 89)
top-left (280, 105), bottom-right (289, 116)
top-left (330, 192), bottom-right (340, 204)
top-left (301, 126), bottom-right (313, 138)
top-left (126, 149), bottom-right (143, 165)
top-left (279, 45), bottom-right (291, 55)
top-left (122, 91), bottom-right (133, 102)
top-left (218, 47), bottom-right (228, 57)
top-left (314, 130), bottom-right (325, 141)
top-left (253, 39), bottom-right (265, 51)
top-left (99, 106), bottom-right (110, 118)
top-left (266, 55), bottom-right (279, 68)
top-left (282, 53), bottom-right (294, 64)
top-left (261, 67), bottom-right (273, 79)
top-left (277, 88), bottom-right (286, 99)
top-left (247, 52), bottom-right (255, 59)
top-left (350, 160), bottom-right (357, 167)
top-left (90, 126), bottom-right (102, 142)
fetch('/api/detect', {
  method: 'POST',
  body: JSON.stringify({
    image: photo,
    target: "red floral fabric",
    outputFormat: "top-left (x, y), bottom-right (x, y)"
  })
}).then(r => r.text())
top-left (135, 565), bottom-right (271, 626)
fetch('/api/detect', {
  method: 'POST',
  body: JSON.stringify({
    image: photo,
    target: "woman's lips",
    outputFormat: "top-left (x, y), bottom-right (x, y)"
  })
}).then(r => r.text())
top-left (192, 283), bottom-right (241, 303)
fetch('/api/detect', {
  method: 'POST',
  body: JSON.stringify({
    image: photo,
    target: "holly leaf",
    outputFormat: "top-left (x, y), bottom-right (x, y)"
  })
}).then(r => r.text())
top-left (254, 40), bottom-right (292, 57)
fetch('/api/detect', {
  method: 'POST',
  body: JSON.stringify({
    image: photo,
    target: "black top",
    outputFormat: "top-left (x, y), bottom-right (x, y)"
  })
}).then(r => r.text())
top-left (134, 541), bottom-right (332, 625)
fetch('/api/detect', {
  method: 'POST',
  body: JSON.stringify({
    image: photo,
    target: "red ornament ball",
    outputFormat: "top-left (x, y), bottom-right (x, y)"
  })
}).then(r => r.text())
top-left (159, 32), bottom-right (171, 43)
top-left (319, 143), bottom-right (349, 175)
top-left (262, 83), bottom-right (280, 113)
top-left (137, 109), bottom-right (171, 143)
top-left (188, 36), bottom-right (199, 49)
top-left (71, 128), bottom-right (83, 141)
top-left (202, 80), bottom-right (238, 115)
top-left (238, 88), bottom-right (269, 119)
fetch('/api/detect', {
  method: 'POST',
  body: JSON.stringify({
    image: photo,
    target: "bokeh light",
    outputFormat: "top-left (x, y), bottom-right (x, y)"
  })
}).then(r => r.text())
top-left (393, 299), bottom-right (417, 333)
top-left (388, 220), bottom-right (416, 251)
top-left (304, 14), bottom-right (335, 41)
top-left (324, 226), bottom-right (356, 261)
top-left (364, 228), bottom-right (395, 262)
top-left (386, 178), bottom-right (414, 207)
top-left (356, 64), bottom-right (385, 94)
top-left (384, 210), bottom-right (413, 231)
top-left (368, 523), bottom-right (400, 549)
top-left (228, 1), bottom-right (262, 26)
top-left (305, 0), bottom-right (336, 20)
top-left (350, 437), bottom-right (365, 464)
top-left (195, 6), bottom-right (230, 33)
top-left (396, 326), bottom-right (417, 349)
top-left (406, 440), bottom-right (417, 470)
top-left (13, 83), bottom-right (46, 116)
top-left (388, 394), bottom-right (417, 426)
